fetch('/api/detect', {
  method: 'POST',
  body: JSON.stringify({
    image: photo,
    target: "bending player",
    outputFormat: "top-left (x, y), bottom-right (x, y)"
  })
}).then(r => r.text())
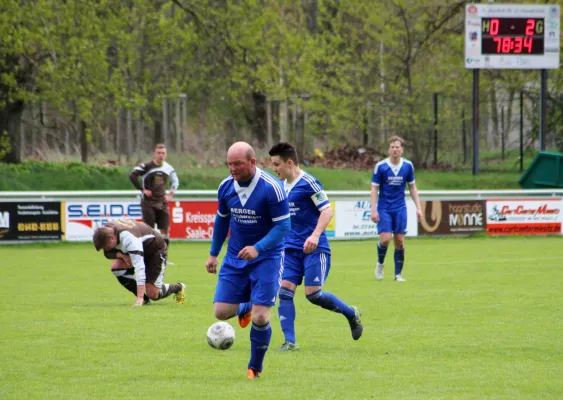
top-left (371, 136), bottom-right (422, 282)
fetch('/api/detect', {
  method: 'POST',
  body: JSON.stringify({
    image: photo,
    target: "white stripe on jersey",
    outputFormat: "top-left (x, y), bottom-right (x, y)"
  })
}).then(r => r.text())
top-left (261, 173), bottom-right (284, 202)
top-left (218, 175), bottom-right (233, 191)
top-left (320, 253), bottom-right (327, 286)
top-left (272, 213), bottom-right (290, 222)
top-left (302, 173), bottom-right (322, 193)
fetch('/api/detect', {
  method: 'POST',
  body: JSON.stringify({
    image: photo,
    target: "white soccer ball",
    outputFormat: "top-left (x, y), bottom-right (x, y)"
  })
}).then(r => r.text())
top-left (207, 321), bottom-right (236, 350)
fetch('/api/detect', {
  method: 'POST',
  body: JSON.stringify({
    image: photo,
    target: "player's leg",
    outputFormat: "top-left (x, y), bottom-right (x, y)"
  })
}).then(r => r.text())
top-left (141, 202), bottom-right (157, 229)
top-left (213, 256), bottom-right (251, 320)
top-left (144, 253), bottom-right (186, 303)
top-left (156, 206), bottom-right (171, 248)
top-left (376, 210), bottom-right (393, 280)
top-left (304, 253), bottom-right (363, 340)
top-left (110, 259), bottom-right (151, 305)
top-left (246, 255), bottom-right (283, 379)
top-left (277, 249), bottom-right (303, 351)
top-left (392, 208), bottom-right (408, 282)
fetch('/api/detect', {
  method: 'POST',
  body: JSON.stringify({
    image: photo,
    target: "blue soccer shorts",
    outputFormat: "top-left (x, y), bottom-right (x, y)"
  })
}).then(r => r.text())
top-left (377, 207), bottom-right (408, 234)
top-left (282, 249), bottom-right (331, 287)
top-left (213, 253), bottom-right (283, 306)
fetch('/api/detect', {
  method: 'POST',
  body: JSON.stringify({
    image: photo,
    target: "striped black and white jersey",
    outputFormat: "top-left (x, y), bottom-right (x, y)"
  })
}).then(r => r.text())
top-left (129, 161), bottom-right (179, 205)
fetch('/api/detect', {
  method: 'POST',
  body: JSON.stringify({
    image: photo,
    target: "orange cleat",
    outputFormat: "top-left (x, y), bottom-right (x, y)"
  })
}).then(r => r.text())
top-left (238, 311), bottom-right (252, 328)
top-left (247, 368), bottom-right (260, 380)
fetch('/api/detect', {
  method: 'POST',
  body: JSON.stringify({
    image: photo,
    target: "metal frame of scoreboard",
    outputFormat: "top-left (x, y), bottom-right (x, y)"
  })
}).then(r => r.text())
top-left (464, 3), bottom-right (560, 175)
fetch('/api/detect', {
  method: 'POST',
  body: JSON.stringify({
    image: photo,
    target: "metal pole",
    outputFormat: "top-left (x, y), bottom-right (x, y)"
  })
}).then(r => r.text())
top-left (539, 69), bottom-right (547, 151)
top-left (162, 98), bottom-right (168, 146)
top-left (433, 92), bottom-right (438, 164)
top-left (501, 106), bottom-right (505, 161)
top-left (472, 69), bottom-right (480, 175)
top-left (520, 91), bottom-right (524, 172)
top-left (462, 108), bottom-right (467, 164)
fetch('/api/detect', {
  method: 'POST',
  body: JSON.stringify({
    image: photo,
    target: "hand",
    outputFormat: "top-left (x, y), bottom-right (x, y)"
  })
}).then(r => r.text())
top-left (143, 189), bottom-right (152, 198)
top-left (238, 246), bottom-right (258, 261)
top-left (303, 234), bottom-right (319, 254)
top-left (416, 208), bottom-right (423, 222)
top-left (165, 193), bottom-right (173, 203)
top-left (371, 210), bottom-right (380, 223)
top-left (133, 297), bottom-right (144, 307)
top-left (206, 255), bottom-right (218, 274)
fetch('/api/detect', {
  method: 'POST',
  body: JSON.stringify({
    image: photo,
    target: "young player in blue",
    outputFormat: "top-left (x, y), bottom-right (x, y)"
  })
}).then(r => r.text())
top-left (205, 142), bottom-right (291, 380)
top-left (371, 136), bottom-right (422, 282)
top-left (268, 142), bottom-right (363, 351)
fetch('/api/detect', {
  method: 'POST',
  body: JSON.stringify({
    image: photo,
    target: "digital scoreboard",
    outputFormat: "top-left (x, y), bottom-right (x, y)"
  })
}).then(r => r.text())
top-left (465, 4), bottom-right (560, 69)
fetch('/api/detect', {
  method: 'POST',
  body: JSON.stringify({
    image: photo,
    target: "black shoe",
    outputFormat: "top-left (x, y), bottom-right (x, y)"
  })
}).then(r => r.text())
top-left (348, 306), bottom-right (363, 340)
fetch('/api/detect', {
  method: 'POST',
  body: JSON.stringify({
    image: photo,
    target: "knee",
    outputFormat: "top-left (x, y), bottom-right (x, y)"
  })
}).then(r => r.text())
top-left (146, 285), bottom-right (160, 300)
top-left (306, 289), bottom-right (323, 305)
top-left (379, 235), bottom-right (392, 246)
top-left (251, 306), bottom-right (271, 325)
top-left (394, 238), bottom-right (405, 249)
top-left (213, 304), bottom-right (234, 321)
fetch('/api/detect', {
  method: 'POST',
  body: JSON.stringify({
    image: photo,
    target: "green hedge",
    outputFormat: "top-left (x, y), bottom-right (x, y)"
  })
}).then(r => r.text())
top-left (0, 161), bottom-right (521, 191)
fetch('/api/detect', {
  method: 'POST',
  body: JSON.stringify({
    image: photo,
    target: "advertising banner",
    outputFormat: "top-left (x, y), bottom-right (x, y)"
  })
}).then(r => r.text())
top-left (418, 200), bottom-right (486, 235)
top-left (64, 201), bottom-right (143, 241)
top-left (486, 198), bottom-right (562, 235)
top-left (334, 199), bottom-right (418, 239)
top-left (169, 201), bottom-right (218, 240)
top-left (0, 202), bottom-right (63, 241)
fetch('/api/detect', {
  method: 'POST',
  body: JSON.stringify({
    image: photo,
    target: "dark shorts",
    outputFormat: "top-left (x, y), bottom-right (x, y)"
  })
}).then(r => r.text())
top-left (141, 202), bottom-right (170, 230)
top-left (144, 252), bottom-right (167, 288)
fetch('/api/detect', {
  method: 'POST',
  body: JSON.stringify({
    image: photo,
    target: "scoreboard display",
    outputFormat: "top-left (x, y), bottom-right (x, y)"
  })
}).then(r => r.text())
top-left (465, 4), bottom-right (560, 69)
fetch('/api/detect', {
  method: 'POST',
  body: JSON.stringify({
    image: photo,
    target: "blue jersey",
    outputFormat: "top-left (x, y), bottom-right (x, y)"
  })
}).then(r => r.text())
top-left (217, 168), bottom-right (290, 260)
top-left (371, 158), bottom-right (415, 211)
top-left (283, 171), bottom-right (331, 254)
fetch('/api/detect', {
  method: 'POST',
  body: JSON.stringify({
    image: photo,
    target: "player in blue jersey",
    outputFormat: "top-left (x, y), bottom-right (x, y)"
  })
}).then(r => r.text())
top-left (205, 141), bottom-right (291, 380)
top-left (268, 142), bottom-right (363, 351)
top-left (371, 136), bottom-right (422, 282)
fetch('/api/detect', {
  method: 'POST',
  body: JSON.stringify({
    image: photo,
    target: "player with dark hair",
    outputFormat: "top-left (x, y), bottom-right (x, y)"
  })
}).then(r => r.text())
top-left (371, 136), bottom-right (422, 282)
top-left (129, 144), bottom-right (179, 248)
top-left (93, 219), bottom-right (186, 306)
top-left (265, 142), bottom-right (363, 351)
top-left (205, 141), bottom-right (291, 380)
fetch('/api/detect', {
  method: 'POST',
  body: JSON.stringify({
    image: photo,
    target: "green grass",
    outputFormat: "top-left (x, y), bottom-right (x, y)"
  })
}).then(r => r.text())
top-left (1, 237), bottom-right (562, 399)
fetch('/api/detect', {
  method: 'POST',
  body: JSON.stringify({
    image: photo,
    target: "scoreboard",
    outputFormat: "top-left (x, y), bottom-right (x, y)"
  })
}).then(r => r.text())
top-left (465, 4), bottom-right (560, 69)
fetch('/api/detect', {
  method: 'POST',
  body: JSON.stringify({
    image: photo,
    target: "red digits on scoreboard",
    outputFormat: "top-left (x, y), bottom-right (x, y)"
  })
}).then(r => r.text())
top-left (514, 37), bottom-right (523, 53)
top-left (525, 19), bottom-right (535, 36)
top-left (493, 37), bottom-right (502, 53)
top-left (523, 37), bottom-right (532, 53)
top-left (501, 37), bottom-right (511, 53)
top-left (490, 18), bottom-right (499, 35)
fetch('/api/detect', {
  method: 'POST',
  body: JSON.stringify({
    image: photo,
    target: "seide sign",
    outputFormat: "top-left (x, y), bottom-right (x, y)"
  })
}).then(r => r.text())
top-left (418, 200), bottom-right (486, 235)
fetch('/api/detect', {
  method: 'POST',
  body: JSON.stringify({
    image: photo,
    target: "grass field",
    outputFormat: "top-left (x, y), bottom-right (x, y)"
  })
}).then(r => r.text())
top-left (2, 237), bottom-right (562, 399)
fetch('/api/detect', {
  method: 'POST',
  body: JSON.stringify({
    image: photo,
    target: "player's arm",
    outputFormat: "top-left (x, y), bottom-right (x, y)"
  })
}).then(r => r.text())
top-left (304, 187), bottom-right (332, 254)
top-left (166, 170), bottom-right (179, 202)
top-left (371, 164), bottom-right (381, 223)
top-left (406, 164), bottom-right (422, 221)
top-left (206, 185), bottom-right (230, 274)
top-left (120, 231), bottom-right (146, 306)
top-left (129, 164), bottom-right (145, 191)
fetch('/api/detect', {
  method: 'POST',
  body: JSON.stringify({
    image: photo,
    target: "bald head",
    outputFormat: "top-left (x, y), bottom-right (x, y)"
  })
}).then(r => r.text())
top-left (226, 141), bottom-right (256, 182)
top-left (227, 141), bottom-right (255, 161)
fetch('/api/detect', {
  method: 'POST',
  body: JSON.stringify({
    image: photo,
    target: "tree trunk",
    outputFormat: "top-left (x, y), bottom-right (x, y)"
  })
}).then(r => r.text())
top-left (0, 101), bottom-right (24, 163)
top-left (252, 92), bottom-right (267, 145)
top-left (80, 120), bottom-right (88, 163)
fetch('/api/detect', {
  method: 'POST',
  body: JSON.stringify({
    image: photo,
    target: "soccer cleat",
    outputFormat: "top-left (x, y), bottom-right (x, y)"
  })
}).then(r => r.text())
top-left (395, 275), bottom-right (406, 282)
top-left (175, 283), bottom-right (186, 304)
top-left (375, 263), bottom-right (384, 280)
top-left (348, 306), bottom-right (363, 341)
top-left (143, 298), bottom-right (151, 306)
top-left (278, 341), bottom-right (300, 352)
top-left (238, 311), bottom-right (252, 328)
top-left (247, 368), bottom-right (260, 380)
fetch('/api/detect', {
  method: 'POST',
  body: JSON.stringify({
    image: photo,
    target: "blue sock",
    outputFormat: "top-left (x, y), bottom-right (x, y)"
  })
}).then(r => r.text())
top-left (278, 287), bottom-right (296, 343)
top-left (306, 289), bottom-right (355, 320)
top-left (235, 302), bottom-right (252, 317)
top-left (248, 322), bottom-right (272, 372)
top-left (395, 248), bottom-right (405, 276)
top-left (377, 242), bottom-right (388, 264)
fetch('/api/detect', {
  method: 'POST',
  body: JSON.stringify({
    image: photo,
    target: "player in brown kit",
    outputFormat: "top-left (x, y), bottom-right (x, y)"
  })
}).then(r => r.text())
top-left (93, 219), bottom-right (186, 307)
top-left (129, 144), bottom-right (179, 248)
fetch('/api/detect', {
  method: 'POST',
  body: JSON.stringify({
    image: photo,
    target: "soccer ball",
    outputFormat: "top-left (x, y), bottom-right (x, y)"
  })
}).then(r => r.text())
top-left (207, 321), bottom-right (236, 350)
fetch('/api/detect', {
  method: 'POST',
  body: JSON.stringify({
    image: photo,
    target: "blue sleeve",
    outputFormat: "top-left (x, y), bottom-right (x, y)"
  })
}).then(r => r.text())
top-left (372, 163), bottom-right (381, 185)
top-left (210, 214), bottom-right (230, 257)
top-left (407, 163), bottom-right (415, 184)
top-left (254, 217), bottom-right (291, 254)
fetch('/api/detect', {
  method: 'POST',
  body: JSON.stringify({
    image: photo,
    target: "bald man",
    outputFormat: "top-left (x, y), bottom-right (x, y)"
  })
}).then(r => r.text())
top-left (205, 141), bottom-right (291, 379)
